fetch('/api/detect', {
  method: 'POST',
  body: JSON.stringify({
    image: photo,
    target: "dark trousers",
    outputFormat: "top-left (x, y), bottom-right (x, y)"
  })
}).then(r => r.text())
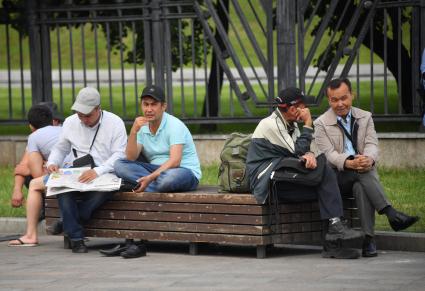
top-left (273, 164), bottom-right (344, 220)
top-left (57, 191), bottom-right (115, 240)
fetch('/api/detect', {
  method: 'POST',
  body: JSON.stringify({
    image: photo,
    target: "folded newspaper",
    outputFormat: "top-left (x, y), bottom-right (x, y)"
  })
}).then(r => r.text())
top-left (45, 167), bottom-right (122, 196)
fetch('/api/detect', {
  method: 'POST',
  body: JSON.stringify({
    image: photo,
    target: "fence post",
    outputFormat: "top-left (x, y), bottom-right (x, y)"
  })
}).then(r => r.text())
top-left (276, 0), bottom-right (296, 91)
top-left (39, 1), bottom-right (53, 103)
top-left (26, 0), bottom-right (43, 104)
top-left (26, 0), bottom-right (52, 105)
top-left (421, 0), bottom-right (425, 49)
top-left (412, 0), bottom-right (425, 115)
top-left (151, 0), bottom-right (164, 88)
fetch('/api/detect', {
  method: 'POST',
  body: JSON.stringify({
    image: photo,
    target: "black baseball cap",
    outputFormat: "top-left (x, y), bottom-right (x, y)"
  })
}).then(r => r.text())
top-left (275, 87), bottom-right (308, 108)
top-left (141, 85), bottom-right (165, 102)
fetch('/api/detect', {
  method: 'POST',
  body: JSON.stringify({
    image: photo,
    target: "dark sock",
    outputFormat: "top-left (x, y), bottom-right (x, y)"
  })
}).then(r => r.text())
top-left (379, 205), bottom-right (397, 219)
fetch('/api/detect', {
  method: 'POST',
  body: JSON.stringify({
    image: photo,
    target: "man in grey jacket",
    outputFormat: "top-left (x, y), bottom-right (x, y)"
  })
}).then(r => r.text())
top-left (246, 87), bottom-right (363, 259)
top-left (314, 78), bottom-right (419, 257)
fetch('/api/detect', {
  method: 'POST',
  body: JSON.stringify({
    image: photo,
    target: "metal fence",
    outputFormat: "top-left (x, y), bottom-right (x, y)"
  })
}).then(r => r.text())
top-left (0, 0), bottom-right (424, 125)
top-left (292, 0), bottom-right (425, 121)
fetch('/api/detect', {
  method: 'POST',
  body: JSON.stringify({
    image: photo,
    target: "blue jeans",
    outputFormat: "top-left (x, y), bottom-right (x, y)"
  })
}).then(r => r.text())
top-left (57, 191), bottom-right (114, 241)
top-left (114, 159), bottom-right (199, 192)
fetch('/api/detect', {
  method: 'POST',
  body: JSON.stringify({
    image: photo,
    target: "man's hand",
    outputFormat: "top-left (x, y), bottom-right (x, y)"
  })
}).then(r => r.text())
top-left (78, 169), bottom-right (98, 183)
top-left (296, 107), bottom-right (313, 127)
top-left (133, 175), bottom-right (155, 193)
top-left (344, 155), bottom-right (374, 172)
top-left (47, 164), bottom-right (59, 173)
top-left (354, 155), bottom-right (374, 172)
top-left (11, 188), bottom-right (24, 208)
top-left (301, 152), bottom-right (317, 169)
top-left (130, 117), bottom-right (149, 135)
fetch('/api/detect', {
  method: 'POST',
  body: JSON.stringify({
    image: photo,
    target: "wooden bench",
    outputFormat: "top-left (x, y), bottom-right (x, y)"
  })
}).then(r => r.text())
top-left (45, 186), bottom-right (359, 258)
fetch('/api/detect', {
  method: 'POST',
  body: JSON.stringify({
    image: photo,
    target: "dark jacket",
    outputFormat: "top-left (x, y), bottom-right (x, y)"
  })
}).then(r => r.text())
top-left (246, 109), bottom-right (314, 204)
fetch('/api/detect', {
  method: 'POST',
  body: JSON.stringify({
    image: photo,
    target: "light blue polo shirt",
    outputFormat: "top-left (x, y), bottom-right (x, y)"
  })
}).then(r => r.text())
top-left (136, 112), bottom-right (201, 180)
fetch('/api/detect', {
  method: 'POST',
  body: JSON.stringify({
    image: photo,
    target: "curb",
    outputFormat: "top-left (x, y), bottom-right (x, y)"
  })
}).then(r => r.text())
top-left (1, 217), bottom-right (424, 252)
top-left (0, 217), bottom-right (45, 235)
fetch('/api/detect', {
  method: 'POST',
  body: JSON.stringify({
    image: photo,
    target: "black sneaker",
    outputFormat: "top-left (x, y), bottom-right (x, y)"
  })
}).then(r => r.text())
top-left (388, 212), bottom-right (419, 232)
top-left (72, 240), bottom-right (88, 253)
top-left (325, 220), bottom-right (363, 241)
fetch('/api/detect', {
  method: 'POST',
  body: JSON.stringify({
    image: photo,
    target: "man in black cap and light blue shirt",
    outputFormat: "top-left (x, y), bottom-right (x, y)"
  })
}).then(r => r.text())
top-left (114, 84), bottom-right (201, 194)
top-left (103, 85), bottom-right (200, 258)
top-left (246, 87), bottom-right (363, 259)
top-left (46, 87), bottom-right (127, 253)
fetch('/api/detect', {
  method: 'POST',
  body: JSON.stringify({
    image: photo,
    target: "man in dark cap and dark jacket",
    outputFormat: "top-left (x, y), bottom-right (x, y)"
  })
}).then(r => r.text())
top-left (246, 87), bottom-right (363, 259)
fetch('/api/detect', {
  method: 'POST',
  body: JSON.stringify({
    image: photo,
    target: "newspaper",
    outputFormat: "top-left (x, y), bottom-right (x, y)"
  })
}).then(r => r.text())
top-left (45, 167), bottom-right (122, 197)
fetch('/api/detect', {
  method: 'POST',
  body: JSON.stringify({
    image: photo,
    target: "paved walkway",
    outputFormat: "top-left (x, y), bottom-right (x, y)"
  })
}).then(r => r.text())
top-left (1, 234), bottom-right (424, 290)
top-left (0, 64), bottom-right (393, 88)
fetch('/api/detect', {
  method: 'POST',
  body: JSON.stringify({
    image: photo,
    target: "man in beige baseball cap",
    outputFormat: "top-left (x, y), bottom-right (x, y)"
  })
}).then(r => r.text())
top-left (45, 87), bottom-right (127, 253)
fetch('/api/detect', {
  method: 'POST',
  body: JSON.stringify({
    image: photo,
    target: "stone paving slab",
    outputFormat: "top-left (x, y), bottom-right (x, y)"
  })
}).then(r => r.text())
top-left (1, 235), bottom-right (425, 291)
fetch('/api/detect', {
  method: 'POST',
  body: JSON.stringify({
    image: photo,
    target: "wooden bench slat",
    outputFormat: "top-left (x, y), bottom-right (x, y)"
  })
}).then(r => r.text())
top-left (46, 209), bottom-right (266, 225)
top-left (46, 217), bottom-right (323, 236)
top-left (46, 208), bottom-right (325, 225)
top-left (115, 188), bottom-right (259, 205)
top-left (85, 229), bottom-right (269, 245)
top-left (84, 219), bottom-right (267, 235)
top-left (46, 199), bottom-right (329, 215)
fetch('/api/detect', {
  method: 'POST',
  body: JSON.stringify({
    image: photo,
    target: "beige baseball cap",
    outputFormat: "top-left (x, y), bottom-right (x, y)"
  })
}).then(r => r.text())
top-left (71, 87), bottom-right (101, 114)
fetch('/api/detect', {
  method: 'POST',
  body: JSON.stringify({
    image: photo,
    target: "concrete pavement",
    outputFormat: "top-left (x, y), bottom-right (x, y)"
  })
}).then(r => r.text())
top-left (1, 234), bottom-right (424, 290)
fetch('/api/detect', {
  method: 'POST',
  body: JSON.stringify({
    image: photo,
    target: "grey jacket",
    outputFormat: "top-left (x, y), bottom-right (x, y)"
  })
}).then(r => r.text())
top-left (313, 107), bottom-right (379, 171)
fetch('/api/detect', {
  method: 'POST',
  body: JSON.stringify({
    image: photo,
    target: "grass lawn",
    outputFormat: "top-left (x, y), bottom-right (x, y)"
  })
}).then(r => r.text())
top-left (1, 165), bottom-right (424, 233)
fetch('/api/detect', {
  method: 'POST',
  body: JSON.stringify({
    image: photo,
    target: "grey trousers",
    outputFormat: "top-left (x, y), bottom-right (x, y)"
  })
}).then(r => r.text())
top-left (336, 168), bottom-right (391, 236)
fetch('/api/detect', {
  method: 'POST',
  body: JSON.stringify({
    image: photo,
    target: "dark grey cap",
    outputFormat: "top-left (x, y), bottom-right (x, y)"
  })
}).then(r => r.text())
top-left (141, 85), bottom-right (165, 102)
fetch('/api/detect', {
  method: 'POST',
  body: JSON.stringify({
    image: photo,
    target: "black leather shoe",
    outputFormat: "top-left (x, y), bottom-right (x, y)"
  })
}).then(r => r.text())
top-left (120, 243), bottom-right (147, 259)
top-left (389, 212), bottom-right (419, 232)
top-left (72, 240), bottom-right (88, 253)
top-left (322, 240), bottom-right (360, 259)
top-left (325, 220), bottom-right (363, 241)
top-left (99, 244), bottom-right (128, 256)
top-left (50, 220), bottom-right (63, 235)
top-left (362, 238), bottom-right (378, 257)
